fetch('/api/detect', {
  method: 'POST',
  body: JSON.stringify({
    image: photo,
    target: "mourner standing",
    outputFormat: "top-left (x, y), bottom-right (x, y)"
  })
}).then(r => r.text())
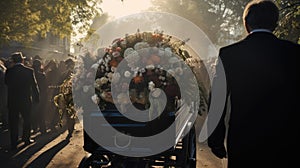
top-left (5, 52), bottom-right (39, 150)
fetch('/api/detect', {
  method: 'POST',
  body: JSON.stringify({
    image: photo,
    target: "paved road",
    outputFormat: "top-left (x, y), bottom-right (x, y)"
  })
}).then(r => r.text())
top-left (0, 115), bottom-right (223, 168)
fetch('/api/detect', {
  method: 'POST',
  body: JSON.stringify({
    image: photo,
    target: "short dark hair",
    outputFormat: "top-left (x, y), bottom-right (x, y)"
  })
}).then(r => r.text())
top-left (243, 0), bottom-right (279, 31)
top-left (33, 59), bottom-right (42, 69)
top-left (64, 58), bottom-right (75, 67)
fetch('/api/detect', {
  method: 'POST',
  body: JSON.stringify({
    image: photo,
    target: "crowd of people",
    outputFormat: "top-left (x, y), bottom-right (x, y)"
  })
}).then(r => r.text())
top-left (0, 52), bottom-right (75, 150)
top-left (1, 1), bottom-right (299, 167)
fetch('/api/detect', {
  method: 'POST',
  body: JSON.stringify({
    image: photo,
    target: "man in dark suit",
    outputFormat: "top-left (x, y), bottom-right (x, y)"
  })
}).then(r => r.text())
top-left (5, 52), bottom-right (39, 150)
top-left (31, 59), bottom-right (47, 134)
top-left (207, 0), bottom-right (299, 167)
top-left (0, 59), bottom-right (8, 129)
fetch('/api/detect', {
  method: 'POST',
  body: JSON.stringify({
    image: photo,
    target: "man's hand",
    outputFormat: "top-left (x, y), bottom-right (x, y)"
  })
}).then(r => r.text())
top-left (211, 146), bottom-right (227, 159)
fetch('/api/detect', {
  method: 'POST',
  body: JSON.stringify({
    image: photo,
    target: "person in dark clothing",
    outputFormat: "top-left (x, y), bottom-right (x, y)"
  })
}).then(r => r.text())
top-left (31, 59), bottom-right (47, 134)
top-left (44, 60), bottom-right (61, 131)
top-left (207, 0), bottom-right (299, 167)
top-left (0, 59), bottom-right (8, 129)
top-left (5, 52), bottom-right (39, 150)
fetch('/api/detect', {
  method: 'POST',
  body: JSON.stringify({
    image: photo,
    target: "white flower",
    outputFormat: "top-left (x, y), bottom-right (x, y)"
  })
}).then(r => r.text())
top-left (100, 92), bottom-right (107, 99)
top-left (151, 88), bottom-right (162, 98)
top-left (137, 48), bottom-right (150, 57)
top-left (124, 49), bottom-right (140, 68)
top-left (98, 58), bottom-right (103, 64)
top-left (91, 63), bottom-right (99, 70)
top-left (148, 81), bottom-right (155, 91)
top-left (126, 51), bottom-right (139, 61)
top-left (91, 94), bottom-right (100, 104)
top-left (148, 81), bottom-right (161, 97)
top-left (124, 48), bottom-right (135, 58)
top-left (134, 42), bottom-right (150, 50)
top-left (159, 76), bottom-right (166, 81)
top-left (146, 64), bottom-right (155, 70)
top-left (175, 67), bottom-right (183, 75)
top-left (124, 71), bottom-right (131, 78)
top-left (100, 77), bottom-right (109, 85)
top-left (107, 72), bottom-right (113, 82)
top-left (139, 68), bottom-right (146, 73)
top-left (104, 57), bottom-right (110, 64)
top-left (94, 78), bottom-right (102, 89)
top-left (131, 67), bottom-right (139, 73)
top-left (167, 69), bottom-right (175, 77)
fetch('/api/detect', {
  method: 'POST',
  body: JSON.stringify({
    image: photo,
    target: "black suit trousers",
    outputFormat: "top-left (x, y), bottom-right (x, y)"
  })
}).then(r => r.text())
top-left (8, 105), bottom-right (31, 147)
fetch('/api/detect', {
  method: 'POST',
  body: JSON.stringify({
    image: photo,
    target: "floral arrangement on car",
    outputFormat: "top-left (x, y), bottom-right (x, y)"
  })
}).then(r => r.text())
top-left (92, 29), bottom-right (199, 113)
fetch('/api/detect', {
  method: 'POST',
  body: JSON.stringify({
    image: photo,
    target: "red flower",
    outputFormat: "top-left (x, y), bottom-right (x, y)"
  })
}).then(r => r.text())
top-left (133, 76), bottom-right (144, 84)
top-left (109, 59), bottom-right (118, 67)
top-left (116, 47), bottom-right (122, 52)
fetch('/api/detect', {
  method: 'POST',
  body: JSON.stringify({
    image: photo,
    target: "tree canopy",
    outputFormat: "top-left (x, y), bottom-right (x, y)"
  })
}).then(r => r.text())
top-left (151, 0), bottom-right (300, 45)
top-left (1, 0), bottom-right (299, 47)
top-left (275, 0), bottom-right (300, 43)
top-left (150, 0), bottom-right (247, 45)
top-left (0, 0), bottom-right (102, 46)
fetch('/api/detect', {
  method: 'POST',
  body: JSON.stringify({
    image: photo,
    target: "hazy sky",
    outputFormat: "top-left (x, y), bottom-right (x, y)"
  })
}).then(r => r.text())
top-left (100, 0), bottom-right (153, 18)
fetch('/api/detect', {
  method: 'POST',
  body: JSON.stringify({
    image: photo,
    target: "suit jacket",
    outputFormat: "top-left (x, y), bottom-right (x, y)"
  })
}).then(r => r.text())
top-left (208, 32), bottom-right (299, 167)
top-left (0, 65), bottom-right (7, 107)
top-left (34, 70), bottom-right (47, 99)
top-left (5, 64), bottom-right (39, 109)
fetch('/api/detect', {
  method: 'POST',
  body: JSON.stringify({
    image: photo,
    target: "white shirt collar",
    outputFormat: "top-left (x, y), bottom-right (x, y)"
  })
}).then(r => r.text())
top-left (250, 29), bottom-right (273, 34)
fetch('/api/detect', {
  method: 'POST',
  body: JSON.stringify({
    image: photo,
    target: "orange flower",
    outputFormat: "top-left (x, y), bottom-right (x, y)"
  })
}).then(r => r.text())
top-left (109, 59), bottom-right (118, 67)
top-left (152, 34), bottom-right (161, 39)
top-left (150, 54), bottom-right (161, 64)
top-left (146, 59), bottom-right (154, 65)
top-left (133, 76), bottom-right (144, 84)
top-left (116, 47), bottom-right (122, 52)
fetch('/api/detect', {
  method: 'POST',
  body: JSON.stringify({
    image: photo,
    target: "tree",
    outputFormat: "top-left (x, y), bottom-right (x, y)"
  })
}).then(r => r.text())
top-left (150, 0), bottom-right (300, 45)
top-left (150, 0), bottom-right (248, 46)
top-left (275, 0), bottom-right (300, 44)
top-left (150, 0), bottom-right (218, 44)
top-left (0, 0), bottom-right (102, 46)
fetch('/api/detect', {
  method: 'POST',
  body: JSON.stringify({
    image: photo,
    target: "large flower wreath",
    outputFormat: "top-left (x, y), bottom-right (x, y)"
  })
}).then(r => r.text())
top-left (93, 30), bottom-right (201, 113)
